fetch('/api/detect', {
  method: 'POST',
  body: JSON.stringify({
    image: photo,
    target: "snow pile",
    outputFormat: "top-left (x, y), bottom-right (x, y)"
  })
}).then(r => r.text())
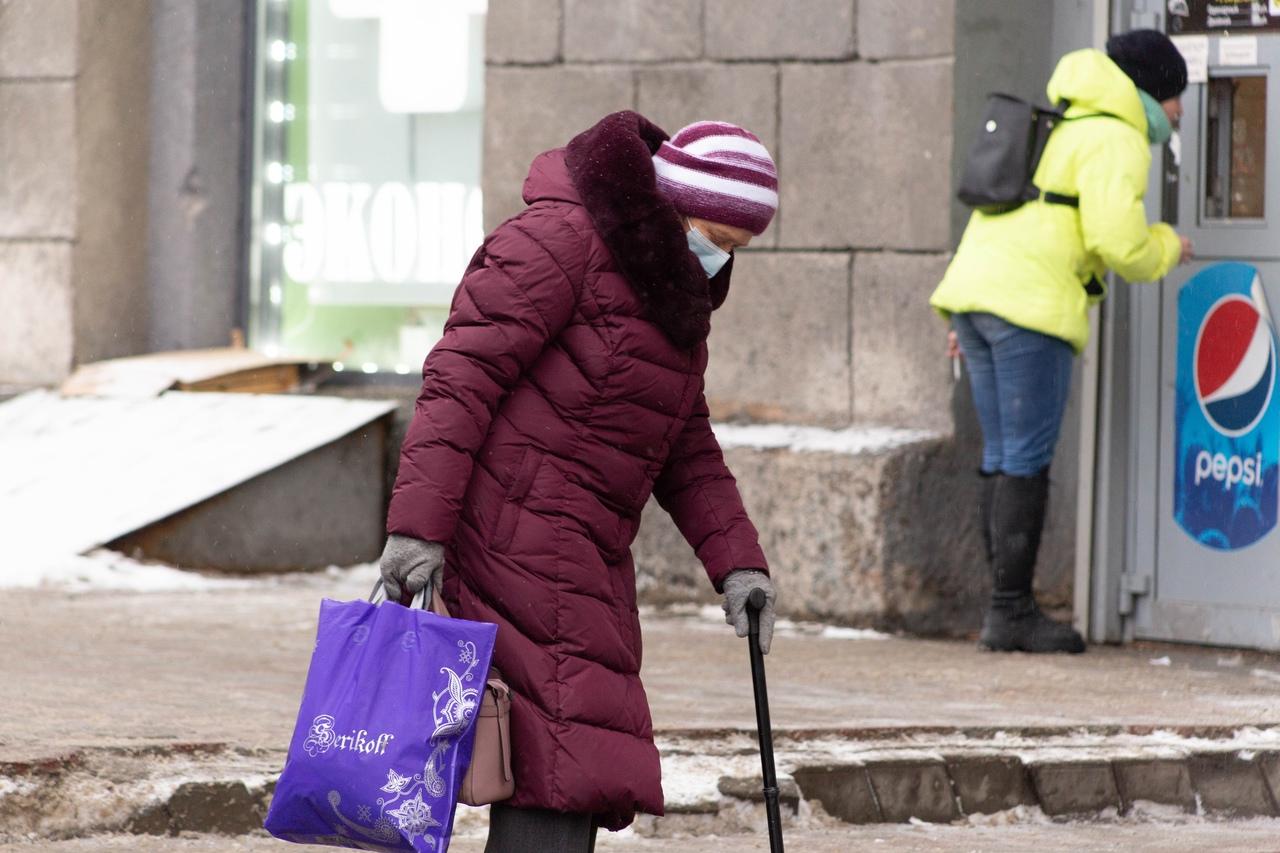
top-left (1, 549), bottom-right (380, 593)
top-left (712, 422), bottom-right (940, 455)
top-left (820, 625), bottom-right (892, 641)
top-left (2, 549), bottom-right (256, 592)
top-left (646, 603), bottom-right (895, 641)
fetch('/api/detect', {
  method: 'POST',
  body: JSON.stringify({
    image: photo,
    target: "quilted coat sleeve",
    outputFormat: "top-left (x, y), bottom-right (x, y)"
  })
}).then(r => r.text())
top-left (652, 390), bottom-right (768, 592)
top-left (386, 215), bottom-right (581, 543)
top-left (1076, 129), bottom-right (1182, 284)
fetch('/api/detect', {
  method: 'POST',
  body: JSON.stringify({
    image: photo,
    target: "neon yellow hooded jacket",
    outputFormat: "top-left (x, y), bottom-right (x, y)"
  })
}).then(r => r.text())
top-left (930, 49), bottom-right (1182, 353)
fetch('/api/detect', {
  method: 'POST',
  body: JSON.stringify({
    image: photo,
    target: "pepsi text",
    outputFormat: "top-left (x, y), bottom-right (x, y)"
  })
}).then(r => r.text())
top-left (1194, 450), bottom-right (1265, 491)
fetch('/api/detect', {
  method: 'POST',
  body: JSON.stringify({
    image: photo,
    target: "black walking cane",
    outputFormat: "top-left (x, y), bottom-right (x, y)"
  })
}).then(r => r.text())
top-left (747, 587), bottom-right (785, 853)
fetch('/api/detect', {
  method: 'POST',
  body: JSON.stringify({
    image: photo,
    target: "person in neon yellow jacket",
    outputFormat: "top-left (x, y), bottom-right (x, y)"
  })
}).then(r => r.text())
top-left (931, 31), bottom-right (1192, 654)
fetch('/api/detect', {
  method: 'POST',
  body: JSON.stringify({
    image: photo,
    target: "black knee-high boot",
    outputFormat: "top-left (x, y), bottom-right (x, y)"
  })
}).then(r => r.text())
top-left (979, 469), bottom-right (1085, 654)
top-left (978, 470), bottom-right (997, 564)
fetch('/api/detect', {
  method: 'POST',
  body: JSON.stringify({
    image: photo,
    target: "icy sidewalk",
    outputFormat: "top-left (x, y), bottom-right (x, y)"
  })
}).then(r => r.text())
top-left (3, 562), bottom-right (1280, 843)
top-left (8, 819), bottom-right (1280, 853)
top-left (5, 561), bottom-right (1279, 760)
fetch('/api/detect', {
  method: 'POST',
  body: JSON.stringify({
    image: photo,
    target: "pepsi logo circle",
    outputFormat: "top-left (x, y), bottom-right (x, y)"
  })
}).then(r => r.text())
top-left (1193, 294), bottom-right (1276, 438)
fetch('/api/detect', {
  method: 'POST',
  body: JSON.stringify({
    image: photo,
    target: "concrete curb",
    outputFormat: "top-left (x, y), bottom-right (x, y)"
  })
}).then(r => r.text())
top-left (788, 749), bottom-right (1280, 824)
top-left (0, 744), bottom-right (278, 841)
top-left (7, 739), bottom-right (1280, 841)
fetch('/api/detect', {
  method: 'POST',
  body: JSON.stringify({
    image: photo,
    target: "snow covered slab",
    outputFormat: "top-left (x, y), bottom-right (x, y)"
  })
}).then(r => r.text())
top-left (59, 348), bottom-right (311, 397)
top-left (0, 391), bottom-right (397, 586)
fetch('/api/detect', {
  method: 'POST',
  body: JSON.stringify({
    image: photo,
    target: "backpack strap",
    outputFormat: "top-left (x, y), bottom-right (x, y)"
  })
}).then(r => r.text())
top-left (1042, 190), bottom-right (1079, 207)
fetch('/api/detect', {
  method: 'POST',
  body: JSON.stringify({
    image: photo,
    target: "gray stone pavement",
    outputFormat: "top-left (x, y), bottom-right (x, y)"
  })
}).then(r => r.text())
top-left (5, 564), bottom-right (1280, 846)
top-left (5, 819), bottom-right (1280, 853)
top-left (3, 565), bottom-right (1279, 765)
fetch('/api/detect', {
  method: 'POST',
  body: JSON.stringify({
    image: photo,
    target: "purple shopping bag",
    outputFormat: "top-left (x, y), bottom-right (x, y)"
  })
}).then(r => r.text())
top-left (264, 596), bottom-right (497, 852)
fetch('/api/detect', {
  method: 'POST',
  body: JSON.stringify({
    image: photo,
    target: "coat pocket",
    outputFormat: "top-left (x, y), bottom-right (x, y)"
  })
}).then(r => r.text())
top-left (491, 448), bottom-right (543, 552)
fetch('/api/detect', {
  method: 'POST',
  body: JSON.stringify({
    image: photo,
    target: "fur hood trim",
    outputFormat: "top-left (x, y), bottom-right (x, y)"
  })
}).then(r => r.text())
top-left (564, 111), bottom-right (731, 349)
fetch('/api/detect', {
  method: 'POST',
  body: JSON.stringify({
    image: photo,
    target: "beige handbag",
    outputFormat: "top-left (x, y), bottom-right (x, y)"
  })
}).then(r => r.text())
top-left (370, 580), bottom-right (515, 806)
top-left (428, 588), bottom-right (516, 806)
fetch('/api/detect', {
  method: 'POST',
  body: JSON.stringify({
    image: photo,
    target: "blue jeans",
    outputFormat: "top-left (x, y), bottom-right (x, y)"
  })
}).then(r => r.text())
top-left (952, 312), bottom-right (1074, 477)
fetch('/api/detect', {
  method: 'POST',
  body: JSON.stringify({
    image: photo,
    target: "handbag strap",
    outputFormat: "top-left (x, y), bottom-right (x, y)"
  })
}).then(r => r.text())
top-left (369, 578), bottom-right (509, 692)
top-left (368, 579), bottom-right (450, 616)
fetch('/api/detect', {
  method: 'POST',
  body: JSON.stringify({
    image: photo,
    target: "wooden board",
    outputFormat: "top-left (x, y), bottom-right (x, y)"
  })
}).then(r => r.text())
top-left (61, 349), bottom-right (311, 397)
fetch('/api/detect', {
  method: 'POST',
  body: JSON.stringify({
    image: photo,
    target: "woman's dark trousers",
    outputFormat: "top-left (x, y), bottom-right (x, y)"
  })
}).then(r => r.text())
top-left (485, 804), bottom-right (598, 853)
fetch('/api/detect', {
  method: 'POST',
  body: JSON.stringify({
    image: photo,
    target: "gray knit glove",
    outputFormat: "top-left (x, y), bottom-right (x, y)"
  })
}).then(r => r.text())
top-left (722, 569), bottom-right (776, 654)
top-left (379, 534), bottom-right (444, 603)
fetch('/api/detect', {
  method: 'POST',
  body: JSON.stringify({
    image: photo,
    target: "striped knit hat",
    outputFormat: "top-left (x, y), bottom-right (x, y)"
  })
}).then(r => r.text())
top-left (652, 121), bottom-right (778, 236)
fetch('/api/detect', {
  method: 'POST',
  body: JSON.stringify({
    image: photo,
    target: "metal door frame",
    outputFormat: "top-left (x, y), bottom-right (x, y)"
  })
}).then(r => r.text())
top-left (1092, 0), bottom-right (1280, 648)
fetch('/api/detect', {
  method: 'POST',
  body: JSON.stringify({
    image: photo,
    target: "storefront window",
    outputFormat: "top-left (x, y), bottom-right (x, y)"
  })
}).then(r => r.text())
top-left (248, 0), bottom-right (487, 375)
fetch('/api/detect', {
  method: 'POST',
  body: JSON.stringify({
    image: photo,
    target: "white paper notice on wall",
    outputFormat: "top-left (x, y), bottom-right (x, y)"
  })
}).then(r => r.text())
top-left (1272, 0), bottom-right (1280, 17)
top-left (1172, 35), bottom-right (1209, 84)
top-left (1219, 36), bottom-right (1259, 67)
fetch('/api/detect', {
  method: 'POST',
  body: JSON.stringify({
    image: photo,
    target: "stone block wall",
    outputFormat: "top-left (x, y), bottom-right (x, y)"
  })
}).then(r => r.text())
top-left (481, 1), bottom-right (1076, 634)
top-left (484, 0), bottom-right (957, 432)
top-left (0, 0), bottom-right (152, 388)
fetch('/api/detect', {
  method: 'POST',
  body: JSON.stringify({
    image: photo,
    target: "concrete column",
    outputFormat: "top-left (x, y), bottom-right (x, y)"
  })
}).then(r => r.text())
top-left (951, 0), bottom-right (1054, 245)
top-left (147, 0), bottom-right (250, 353)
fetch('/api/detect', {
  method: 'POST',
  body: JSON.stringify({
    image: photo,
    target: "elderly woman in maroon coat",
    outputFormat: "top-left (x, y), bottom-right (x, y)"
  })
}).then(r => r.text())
top-left (378, 111), bottom-right (778, 852)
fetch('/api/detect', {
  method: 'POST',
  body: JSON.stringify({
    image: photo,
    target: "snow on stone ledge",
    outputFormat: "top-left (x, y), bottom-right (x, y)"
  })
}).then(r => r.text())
top-left (0, 390), bottom-right (396, 589)
top-left (711, 422), bottom-right (941, 455)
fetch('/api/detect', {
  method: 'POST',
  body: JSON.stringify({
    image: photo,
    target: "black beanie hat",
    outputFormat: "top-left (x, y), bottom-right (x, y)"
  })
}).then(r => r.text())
top-left (1106, 29), bottom-right (1189, 102)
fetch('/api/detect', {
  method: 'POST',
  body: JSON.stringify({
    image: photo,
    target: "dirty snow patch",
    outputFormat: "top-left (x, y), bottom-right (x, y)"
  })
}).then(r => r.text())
top-left (688, 605), bottom-right (892, 641)
top-left (712, 422), bottom-right (939, 455)
top-left (0, 777), bottom-right (38, 798)
top-left (820, 625), bottom-right (892, 641)
top-left (965, 804), bottom-right (1053, 827)
top-left (699, 604), bottom-right (727, 623)
top-left (2, 549), bottom-right (257, 592)
top-left (775, 617), bottom-right (892, 641)
top-left (2, 551), bottom-right (380, 594)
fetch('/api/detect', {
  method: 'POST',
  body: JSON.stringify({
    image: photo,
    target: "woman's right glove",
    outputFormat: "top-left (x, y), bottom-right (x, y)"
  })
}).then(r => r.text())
top-left (379, 534), bottom-right (445, 602)
top-left (722, 569), bottom-right (776, 654)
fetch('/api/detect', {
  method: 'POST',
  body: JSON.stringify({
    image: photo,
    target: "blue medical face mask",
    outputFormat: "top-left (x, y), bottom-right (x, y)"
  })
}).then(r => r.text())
top-left (1138, 89), bottom-right (1173, 145)
top-left (685, 222), bottom-right (731, 278)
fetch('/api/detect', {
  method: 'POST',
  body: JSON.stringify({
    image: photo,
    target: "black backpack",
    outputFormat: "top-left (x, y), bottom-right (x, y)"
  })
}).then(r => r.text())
top-left (956, 93), bottom-right (1080, 215)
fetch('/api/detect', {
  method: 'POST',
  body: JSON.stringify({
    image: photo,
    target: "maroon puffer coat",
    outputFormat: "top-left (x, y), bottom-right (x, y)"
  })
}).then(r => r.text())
top-left (386, 111), bottom-right (768, 831)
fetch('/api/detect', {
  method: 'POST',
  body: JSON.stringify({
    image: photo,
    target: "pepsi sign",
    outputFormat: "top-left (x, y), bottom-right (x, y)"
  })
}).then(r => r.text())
top-left (1175, 263), bottom-right (1279, 550)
